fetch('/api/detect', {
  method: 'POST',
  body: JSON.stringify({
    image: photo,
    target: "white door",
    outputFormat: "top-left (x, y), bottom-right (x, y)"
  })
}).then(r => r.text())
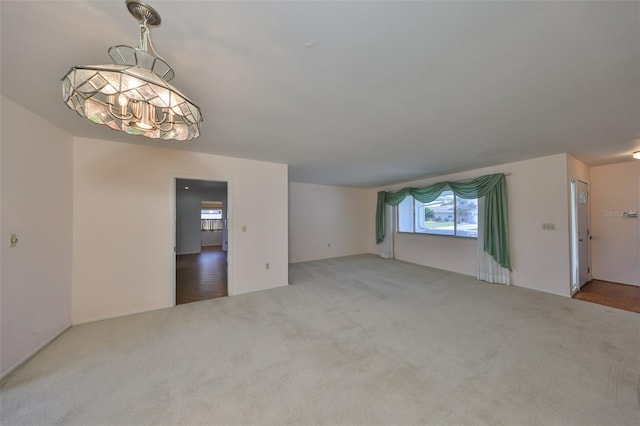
top-left (577, 180), bottom-right (590, 288)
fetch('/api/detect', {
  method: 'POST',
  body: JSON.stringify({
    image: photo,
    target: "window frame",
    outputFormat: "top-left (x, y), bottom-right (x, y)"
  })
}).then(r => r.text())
top-left (396, 192), bottom-right (478, 239)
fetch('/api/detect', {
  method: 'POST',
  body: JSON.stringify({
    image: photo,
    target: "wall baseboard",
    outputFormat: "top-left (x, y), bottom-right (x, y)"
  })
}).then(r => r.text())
top-left (591, 277), bottom-right (640, 287)
top-left (72, 304), bottom-right (174, 326)
top-left (1, 324), bottom-right (72, 383)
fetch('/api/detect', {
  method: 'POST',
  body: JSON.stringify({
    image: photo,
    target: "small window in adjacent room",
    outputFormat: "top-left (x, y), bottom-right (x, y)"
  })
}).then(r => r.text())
top-left (397, 190), bottom-right (478, 238)
top-left (201, 209), bottom-right (222, 220)
top-left (201, 209), bottom-right (223, 231)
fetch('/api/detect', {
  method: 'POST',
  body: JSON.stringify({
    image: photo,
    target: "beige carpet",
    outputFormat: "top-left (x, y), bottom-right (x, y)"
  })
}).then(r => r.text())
top-left (1, 255), bottom-right (639, 425)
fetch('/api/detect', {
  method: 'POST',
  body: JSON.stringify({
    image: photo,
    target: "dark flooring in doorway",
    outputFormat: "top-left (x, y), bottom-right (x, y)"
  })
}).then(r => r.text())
top-left (573, 279), bottom-right (640, 313)
top-left (176, 245), bottom-right (228, 305)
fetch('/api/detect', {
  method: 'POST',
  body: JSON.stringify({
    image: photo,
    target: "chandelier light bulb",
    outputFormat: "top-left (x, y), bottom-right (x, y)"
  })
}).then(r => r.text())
top-left (117, 94), bottom-right (129, 107)
top-left (633, 151), bottom-right (640, 160)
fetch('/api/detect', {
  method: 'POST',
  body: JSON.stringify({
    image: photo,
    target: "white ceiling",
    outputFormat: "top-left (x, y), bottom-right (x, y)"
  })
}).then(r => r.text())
top-left (2, 1), bottom-right (639, 187)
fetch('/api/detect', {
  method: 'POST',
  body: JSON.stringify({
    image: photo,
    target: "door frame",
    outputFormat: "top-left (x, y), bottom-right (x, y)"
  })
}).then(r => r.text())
top-left (570, 178), bottom-right (590, 295)
top-left (172, 175), bottom-right (233, 306)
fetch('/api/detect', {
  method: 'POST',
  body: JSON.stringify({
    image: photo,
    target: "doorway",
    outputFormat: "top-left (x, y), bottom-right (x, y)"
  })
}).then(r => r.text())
top-left (175, 178), bottom-right (228, 305)
top-left (570, 178), bottom-right (590, 295)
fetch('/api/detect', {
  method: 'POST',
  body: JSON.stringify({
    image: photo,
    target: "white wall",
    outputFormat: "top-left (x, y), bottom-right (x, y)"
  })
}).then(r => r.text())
top-left (567, 155), bottom-right (590, 183)
top-left (175, 185), bottom-right (227, 254)
top-left (289, 182), bottom-right (373, 263)
top-left (73, 138), bottom-right (288, 324)
top-left (1, 96), bottom-right (73, 377)
top-left (590, 161), bottom-right (640, 285)
top-left (201, 231), bottom-right (223, 247)
top-left (371, 153), bottom-right (573, 297)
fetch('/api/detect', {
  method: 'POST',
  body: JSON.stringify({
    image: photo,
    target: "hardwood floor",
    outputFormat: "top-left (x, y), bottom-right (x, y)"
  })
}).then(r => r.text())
top-left (573, 279), bottom-right (640, 313)
top-left (176, 245), bottom-right (228, 305)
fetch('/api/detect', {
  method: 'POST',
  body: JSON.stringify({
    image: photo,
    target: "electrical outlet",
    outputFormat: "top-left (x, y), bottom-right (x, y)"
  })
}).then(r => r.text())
top-left (542, 223), bottom-right (556, 231)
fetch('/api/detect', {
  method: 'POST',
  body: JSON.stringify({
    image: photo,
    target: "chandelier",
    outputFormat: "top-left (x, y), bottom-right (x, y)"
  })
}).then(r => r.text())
top-left (61, 0), bottom-right (202, 141)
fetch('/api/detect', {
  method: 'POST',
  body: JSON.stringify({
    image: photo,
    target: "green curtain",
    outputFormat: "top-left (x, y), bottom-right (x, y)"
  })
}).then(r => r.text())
top-left (375, 173), bottom-right (511, 270)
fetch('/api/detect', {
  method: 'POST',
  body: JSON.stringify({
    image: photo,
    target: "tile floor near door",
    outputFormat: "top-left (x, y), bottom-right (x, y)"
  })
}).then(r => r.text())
top-left (573, 279), bottom-right (640, 313)
top-left (176, 245), bottom-right (227, 305)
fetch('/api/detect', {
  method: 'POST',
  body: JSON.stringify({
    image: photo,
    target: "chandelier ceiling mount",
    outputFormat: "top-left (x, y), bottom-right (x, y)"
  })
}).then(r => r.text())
top-left (127, 0), bottom-right (162, 26)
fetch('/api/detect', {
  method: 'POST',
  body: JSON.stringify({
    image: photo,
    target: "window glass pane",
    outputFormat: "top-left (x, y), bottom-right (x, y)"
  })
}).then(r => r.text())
top-left (395, 192), bottom-right (477, 238)
top-left (201, 209), bottom-right (222, 219)
top-left (397, 197), bottom-right (414, 232)
top-left (455, 197), bottom-right (478, 237)
top-left (415, 191), bottom-right (455, 236)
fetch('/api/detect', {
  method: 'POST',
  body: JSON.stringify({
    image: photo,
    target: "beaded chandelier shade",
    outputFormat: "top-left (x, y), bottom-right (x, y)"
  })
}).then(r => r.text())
top-left (61, 0), bottom-right (202, 141)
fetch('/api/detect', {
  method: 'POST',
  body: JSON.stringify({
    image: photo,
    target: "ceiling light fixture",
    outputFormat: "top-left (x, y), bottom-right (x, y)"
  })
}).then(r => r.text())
top-left (61, 0), bottom-right (202, 140)
top-left (633, 151), bottom-right (640, 160)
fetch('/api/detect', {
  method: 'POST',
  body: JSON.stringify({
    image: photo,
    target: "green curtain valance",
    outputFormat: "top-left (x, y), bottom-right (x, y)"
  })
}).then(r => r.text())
top-left (375, 173), bottom-right (511, 270)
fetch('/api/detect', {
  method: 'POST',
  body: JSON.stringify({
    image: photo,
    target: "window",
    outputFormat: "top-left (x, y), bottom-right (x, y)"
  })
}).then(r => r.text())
top-left (201, 209), bottom-right (222, 220)
top-left (397, 191), bottom-right (478, 237)
top-left (201, 209), bottom-right (223, 231)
